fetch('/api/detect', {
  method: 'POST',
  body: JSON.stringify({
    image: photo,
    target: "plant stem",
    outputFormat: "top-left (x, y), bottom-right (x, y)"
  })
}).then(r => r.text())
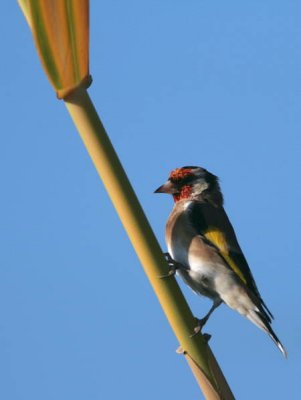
top-left (64, 86), bottom-right (235, 400)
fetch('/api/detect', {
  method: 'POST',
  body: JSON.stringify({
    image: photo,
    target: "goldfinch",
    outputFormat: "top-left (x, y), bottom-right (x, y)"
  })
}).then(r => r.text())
top-left (155, 166), bottom-right (286, 357)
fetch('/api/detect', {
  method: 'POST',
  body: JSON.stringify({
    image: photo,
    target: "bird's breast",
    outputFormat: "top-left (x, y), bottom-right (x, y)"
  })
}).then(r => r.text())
top-left (166, 204), bottom-right (216, 270)
top-left (165, 203), bottom-right (227, 285)
top-left (165, 204), bottom-right (194, 266)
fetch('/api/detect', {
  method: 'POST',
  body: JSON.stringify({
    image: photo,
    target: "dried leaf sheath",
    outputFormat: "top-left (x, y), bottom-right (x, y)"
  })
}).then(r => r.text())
top-left (19, 0), bottom-right (91, 98)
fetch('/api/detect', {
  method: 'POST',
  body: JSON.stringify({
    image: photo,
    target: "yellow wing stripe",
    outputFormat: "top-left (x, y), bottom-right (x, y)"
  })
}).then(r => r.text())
top-left (204, 229), bottom-right (247, 285)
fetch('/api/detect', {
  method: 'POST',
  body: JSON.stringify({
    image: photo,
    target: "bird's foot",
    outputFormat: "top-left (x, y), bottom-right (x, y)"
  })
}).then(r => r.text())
top-left (190, 316), bottom-right (209, 338)
top-left (158, 253), bottom-right (182, 279)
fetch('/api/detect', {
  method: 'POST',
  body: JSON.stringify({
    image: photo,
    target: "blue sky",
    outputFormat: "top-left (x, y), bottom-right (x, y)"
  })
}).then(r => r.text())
top-left (1, 1), bottom-right (300, 399)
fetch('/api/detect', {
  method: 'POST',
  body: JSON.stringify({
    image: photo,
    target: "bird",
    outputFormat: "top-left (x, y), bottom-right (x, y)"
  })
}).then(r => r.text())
top-left (155, 166), bottom-right (286, 357)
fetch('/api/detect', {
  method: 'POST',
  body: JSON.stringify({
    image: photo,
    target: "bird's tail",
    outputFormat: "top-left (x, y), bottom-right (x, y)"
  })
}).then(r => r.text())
top-left (247, 308), bottom-right (287, 358)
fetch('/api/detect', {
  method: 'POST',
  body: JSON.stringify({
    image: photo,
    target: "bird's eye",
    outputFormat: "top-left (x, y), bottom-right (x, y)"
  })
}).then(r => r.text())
top-left (181, 175), bottom-right (194, 185)
top-left (170, 175), bottom-right (194, 185)
top-left (170, 176), bottom-right (184, 184)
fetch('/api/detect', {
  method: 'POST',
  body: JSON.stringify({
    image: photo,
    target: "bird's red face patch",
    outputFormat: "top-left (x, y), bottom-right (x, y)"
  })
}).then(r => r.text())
top-left (168, 168), bottom-right (194, 202)
top-left (169, 168), bottom-right (193, 182)
top-left (172, 185), bottom-right (193, 202)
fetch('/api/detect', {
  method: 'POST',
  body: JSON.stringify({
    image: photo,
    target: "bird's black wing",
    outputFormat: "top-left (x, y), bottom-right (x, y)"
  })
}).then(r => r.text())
top-left (188, 201), bottom-right (274, 320)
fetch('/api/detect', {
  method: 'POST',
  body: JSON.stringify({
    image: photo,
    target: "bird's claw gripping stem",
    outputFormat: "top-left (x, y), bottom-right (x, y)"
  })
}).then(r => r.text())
top-left (158, 253), bottom-right (182, 279)
top-left (189, 317), bottom-right (210, 338)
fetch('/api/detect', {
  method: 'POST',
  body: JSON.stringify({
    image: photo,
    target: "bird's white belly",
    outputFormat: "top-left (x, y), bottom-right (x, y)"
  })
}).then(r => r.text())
top-left (168, 242), bottom-right (215, 276)
top-left (168, 243), bottom-right (219, 298)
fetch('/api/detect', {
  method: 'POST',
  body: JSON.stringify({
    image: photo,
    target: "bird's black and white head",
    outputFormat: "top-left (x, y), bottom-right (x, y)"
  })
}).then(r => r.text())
top-left (155, 166), bottom-right (223, 206)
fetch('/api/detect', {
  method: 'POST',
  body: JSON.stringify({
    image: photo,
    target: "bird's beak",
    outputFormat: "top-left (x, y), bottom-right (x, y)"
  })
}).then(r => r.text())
top-left (154, 180), bottom-right (177, 194)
